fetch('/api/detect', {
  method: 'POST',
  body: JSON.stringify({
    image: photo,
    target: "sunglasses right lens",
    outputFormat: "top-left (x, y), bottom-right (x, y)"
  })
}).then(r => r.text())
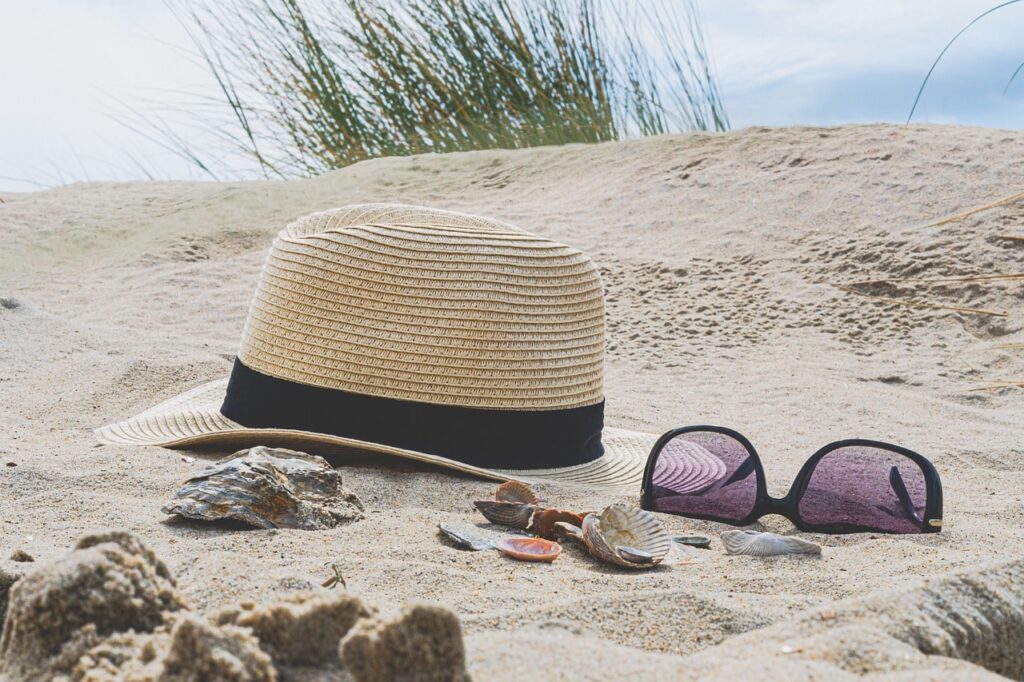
top-left (648, 430), bottom-right (759, 523)
top-left (797, 445), bottom-right (932, 533)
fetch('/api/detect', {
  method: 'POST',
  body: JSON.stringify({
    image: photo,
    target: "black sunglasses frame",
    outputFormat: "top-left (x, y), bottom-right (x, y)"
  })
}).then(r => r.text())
top-left (640, 425), bottom-right (943, 534)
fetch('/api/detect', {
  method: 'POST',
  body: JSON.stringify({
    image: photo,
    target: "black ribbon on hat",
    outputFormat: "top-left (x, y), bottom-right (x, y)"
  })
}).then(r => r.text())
top-left (220, 359), bottom-right (605, 469)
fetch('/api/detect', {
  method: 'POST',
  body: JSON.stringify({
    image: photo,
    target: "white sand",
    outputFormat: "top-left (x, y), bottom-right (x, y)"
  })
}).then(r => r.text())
top-left (1, 124), bottom-right (1022, 679)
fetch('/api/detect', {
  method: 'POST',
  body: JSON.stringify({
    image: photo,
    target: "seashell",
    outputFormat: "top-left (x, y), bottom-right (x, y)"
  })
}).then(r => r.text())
top-left (437, 523), bottom-right (496, 551)
top-left (581, 504), bottom-right (672, 569)
top-left (673, 535), bottom-right (712, 549)
top-left (552, 521), bottom-right (584, 542)
top-left (495, 537), bottom-right (562, 562)
top-left (652, 440), bottom-right (727, 494)
top-left (617, 547), bottom-right (656, 564)
top-left (529, 509), bottom-right (586, 540)
top-left (720, 530), bottom-right (821, 557)
top-left (473, 501), bottom-right (536, 529)
top-left (494, 480), bottom-right (540, 505)
top-left (161, 446), bottom-right (364, 530)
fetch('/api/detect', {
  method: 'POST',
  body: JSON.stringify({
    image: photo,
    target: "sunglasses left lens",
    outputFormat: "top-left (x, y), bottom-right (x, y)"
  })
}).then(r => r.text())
top-left (797, 445), bottom-right (933, 533)
top-left (647, 430), bottom-right (758, 523)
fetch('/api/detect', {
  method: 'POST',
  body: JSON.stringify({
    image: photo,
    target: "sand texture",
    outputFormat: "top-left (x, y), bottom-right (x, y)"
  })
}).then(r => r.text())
top-left (1, 124), bottom-right (1022, 679)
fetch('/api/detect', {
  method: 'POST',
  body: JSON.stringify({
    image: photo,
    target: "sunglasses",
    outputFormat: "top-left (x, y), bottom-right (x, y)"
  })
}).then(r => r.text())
top-left (640, 426), bottom-right (943, 534)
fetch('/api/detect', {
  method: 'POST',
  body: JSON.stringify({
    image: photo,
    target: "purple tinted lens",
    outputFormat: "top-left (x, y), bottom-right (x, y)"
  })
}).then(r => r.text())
top-left (798, 446), bottom-right (929, 533)
top-left (648, 431), bottom-right (758, 522)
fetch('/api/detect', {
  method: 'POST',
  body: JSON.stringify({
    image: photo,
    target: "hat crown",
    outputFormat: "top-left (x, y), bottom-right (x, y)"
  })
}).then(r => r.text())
top-left (237, 204), bottom-right (605, 410)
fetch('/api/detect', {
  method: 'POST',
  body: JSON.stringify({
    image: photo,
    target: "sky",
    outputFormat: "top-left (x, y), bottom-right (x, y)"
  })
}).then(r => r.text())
top-left (1, 0), bottom-right (1023, 192)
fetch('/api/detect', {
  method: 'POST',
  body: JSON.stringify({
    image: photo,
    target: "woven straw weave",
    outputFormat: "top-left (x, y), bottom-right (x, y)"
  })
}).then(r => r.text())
top-left (241, 204), bottom-right (605, 409)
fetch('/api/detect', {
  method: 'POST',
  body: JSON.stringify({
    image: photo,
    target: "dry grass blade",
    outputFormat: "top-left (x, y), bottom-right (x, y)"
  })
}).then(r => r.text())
top-left (835, 285), bottom-right (1008, 317)
top-left (996, 234), bottom-right (1024, 242)
top-left (968, 381), bottom-right (1024, 391)
top-left (845, 273), bottom-right (1024, 287)
top-left (924, 189), bottom-right (1024, 227)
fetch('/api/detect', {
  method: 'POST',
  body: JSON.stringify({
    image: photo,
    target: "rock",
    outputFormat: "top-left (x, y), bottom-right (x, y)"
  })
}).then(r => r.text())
top-left (0, 531), bottom-right (187, 680)
top-left (213, 591), bottom-right (373, 668)
top-left (10, 549), bottom-right (34, 562)
top-left (162, 446), bottom-right (365, 530)
top-left (0, 297), bottom-right (21, 311)
top-left (0, 565), bottom-right (24, 628)
top-left (71, 615), bottom-right (276, 682)
top-left (339, 605), bottom-right (471, 682)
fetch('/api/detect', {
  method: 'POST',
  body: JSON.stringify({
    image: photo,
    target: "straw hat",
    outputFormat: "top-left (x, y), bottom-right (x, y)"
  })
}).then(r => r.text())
top-left (96, 204), bottom-right (656, 488)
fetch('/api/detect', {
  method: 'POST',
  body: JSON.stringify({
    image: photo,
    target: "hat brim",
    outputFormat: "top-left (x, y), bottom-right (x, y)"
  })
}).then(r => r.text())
top-left (96, 379), bottom-right (656, 489)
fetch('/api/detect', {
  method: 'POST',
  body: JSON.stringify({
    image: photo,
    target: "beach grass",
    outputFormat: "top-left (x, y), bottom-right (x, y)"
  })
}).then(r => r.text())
top-left (170, 0), bottom-right (728, 178)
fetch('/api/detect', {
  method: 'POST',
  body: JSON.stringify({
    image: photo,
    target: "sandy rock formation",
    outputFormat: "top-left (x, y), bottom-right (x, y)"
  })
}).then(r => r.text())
top-left (214, 591), bottom-right (374, 668)
top-left (0, 531), bottom-right (187, 680)
top-left (340, 604), bottom-right (471, 682)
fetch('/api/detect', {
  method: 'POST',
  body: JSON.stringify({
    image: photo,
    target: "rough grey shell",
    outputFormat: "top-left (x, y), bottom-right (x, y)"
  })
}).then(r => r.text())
top-left (581, 504), bottom-right (672, 569)
top-left (437, 523), bottom-right (497, 551)
top-left (162, 446), bottom-right (364, 530)
top-left (473, 501), bottom-right (536, 529)
top-left (720, 530), bottom-right (821, 557)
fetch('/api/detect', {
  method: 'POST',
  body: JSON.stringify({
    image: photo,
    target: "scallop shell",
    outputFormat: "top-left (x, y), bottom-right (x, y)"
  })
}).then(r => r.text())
top-left (581, 504), bottom-right (672, 569)
top-left (529, 509), bottom-right (586, 540)
top-left (473, 501), bottom-right (536, 529)
top-left (495, 537), bottom-right (562, 562)
top-left (720, 530), bottom-right (821, 557)
top-left (495, 480), bottom-right (540, 505)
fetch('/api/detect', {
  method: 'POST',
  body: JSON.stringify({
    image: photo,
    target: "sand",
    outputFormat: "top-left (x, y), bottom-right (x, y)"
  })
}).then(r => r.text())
top-left (0, 123), bottom-right (1022, 679)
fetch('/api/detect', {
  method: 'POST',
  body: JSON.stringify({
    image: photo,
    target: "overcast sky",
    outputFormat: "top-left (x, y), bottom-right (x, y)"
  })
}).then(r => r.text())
top-left (2, 0), bottom-right (1023, 191)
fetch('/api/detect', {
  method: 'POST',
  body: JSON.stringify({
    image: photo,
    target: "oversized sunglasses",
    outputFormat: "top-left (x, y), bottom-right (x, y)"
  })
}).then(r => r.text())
top-left (640, 426), bottom-right (943, 534)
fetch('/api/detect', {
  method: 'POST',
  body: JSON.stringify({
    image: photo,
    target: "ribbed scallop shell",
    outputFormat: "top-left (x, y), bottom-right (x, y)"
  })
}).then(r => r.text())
top-left (474, 501), bottom-right (536, 529)
top-left (720, 530), bottom-right (821, 557)
top-left (495, 481), bottom-right (540, 505)
top-left (581, 504), bottom-right (671, 569)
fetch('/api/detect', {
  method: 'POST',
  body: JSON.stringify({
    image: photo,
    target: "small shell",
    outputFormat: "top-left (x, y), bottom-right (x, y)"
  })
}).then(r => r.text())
top-left (437, 523), bottom-right (495, 551)
top-left (552, 521), bottom-right (584, 542)
top-left (495, 537), bottom-right (562, 562)
top-left (673, 535), bottom-right (712, 549)
top-left (473, 501), bottom-right (535, 529)
top-left (720, 530), bottom-right (821, 557)
top-left (617, 547), bottom-right (656, 564)
top-left (529, 509), bottom-right (586, 540)
top-left (581, 504), bottom-right (672, 569)
top-left (495, 480), bottom-right (540, 505)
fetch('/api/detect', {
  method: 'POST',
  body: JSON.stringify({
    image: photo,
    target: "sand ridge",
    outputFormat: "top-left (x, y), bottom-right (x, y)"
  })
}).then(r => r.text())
top-left (1, 124), bottom-right (1022, 678)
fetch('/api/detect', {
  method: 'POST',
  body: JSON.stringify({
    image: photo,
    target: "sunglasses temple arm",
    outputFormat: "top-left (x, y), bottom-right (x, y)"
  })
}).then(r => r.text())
top-left (889, 466), bottom-right (924, 525)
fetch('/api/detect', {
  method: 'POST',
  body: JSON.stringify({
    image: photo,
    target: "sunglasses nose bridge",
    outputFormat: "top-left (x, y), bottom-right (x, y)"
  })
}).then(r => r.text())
top-left (761, 494), bottom-right (801, 525)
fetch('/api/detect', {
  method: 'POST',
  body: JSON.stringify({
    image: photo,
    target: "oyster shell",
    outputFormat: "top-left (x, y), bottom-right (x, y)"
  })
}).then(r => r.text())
top-left (495, 481), bottom-right (540, 505)
top-left (473, 501), bottom-right (536, 529)
top-left (495, 537), bottom-right (562, 562)
top-left (162, 446), bottom-right (364, 530)
top-left (581, 504), bottom-right (672, 569)
top-left (721, 530), bottom-right (821, 557)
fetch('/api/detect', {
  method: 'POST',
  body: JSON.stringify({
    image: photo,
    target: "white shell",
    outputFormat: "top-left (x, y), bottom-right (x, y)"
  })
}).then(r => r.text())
top-left (581, 504), bottom-right (672, 569)
top-left (720, 530), bottom-right (821, 557)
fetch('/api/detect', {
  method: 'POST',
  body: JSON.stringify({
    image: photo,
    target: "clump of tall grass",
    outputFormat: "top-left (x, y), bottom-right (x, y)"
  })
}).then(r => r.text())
top-left (171, 0), bottom-right (729, 178)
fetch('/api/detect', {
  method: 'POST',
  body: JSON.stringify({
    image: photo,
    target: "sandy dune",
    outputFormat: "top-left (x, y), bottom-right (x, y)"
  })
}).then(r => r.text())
top-left (1, 124), bottom-right (1022, 679)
